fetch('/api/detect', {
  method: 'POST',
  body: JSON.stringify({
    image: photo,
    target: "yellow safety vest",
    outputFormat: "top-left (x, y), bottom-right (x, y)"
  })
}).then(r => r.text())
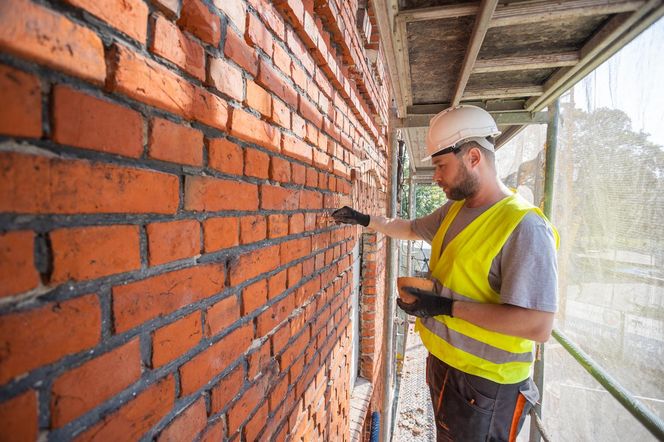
top-left (415, 193), bottom-right (559, 384)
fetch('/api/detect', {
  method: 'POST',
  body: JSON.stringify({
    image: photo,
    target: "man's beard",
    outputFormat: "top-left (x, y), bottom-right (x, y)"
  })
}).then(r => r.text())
top-left (446, 162), bottom-right (480, 201)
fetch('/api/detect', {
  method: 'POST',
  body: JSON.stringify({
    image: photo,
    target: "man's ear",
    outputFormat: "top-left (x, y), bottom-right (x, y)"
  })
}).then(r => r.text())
top-left (467, 146), bottom-right (482, 168)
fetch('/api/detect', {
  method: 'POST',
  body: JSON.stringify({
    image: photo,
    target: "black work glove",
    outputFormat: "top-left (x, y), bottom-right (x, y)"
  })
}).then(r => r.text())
top-left (396, 287), bottom-right (454, 318)
top-left (331, 206), bottom-right (370, 227)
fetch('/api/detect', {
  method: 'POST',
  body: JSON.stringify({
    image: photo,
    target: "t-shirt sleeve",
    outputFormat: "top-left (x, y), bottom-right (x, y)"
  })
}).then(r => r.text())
top-left (498, 213), bottom-right (558, 312)
top-left (410, 203), bottom-right (450, 244)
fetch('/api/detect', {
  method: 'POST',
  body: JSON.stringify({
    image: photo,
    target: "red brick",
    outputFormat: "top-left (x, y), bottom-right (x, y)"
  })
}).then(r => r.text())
top-left (225, 28), bottom-right (258, 76)
top-left (179, 323), bottom-right (253, 395)
top-left (149, 117), bottom-right (203, 166)
top-left (244, 403), bottom-right (268, 441)
top-left (207, 56), bottom-right (244, 101)
top-left (240, 215), bottom-right (267, 245)
top-left (279, 330), bottom-right (309, 370)
top-left (230, 108), bottom-right (281, 152)
top-left (112, 264), bottom-right (225, 333)
top-left (0, 0), bottom-right (105, 84)
top-left (291, 63), bottom-right (307, 91)
top-left (257, 59), bottom-right (297, 108)
top-left (248, 340), bottom-right (271, 379)
top-left (291, 112), bottom-right (306, 138)
top-left (280, 237), bottom-right (311, 264)
top-left (289, 213), bottom-right (304, 234)
top-left (0, 231), bottom-right (39, 298)
top-left (246, 80), bottom-right (272, 118)
top-left (205, 295), bottom-right (241, 337)
top-left (213, 0), bottom-right (246, 31)
top-left (248, 0), bottom-right (286, 40)
top-left (228, 378), bottom-right (269, 434)
top-left (151, 0), bottom-right (180, 18)
top-left (0, 152), bottom-right (179, 215)
top-left (286, 28), bottom-right (312, 73)
top-left (268, 270), bottom-right (287, 299)
top-left (184, 176), bottom-right (259, 211)
top-left (152, 312), bottom-right (202, 368)
top-left (291, 163), bottom-right (306, 185)
top-left (199, 420), bottom-right (225, 442)
top-left (65, 0), bottom-right (147, 42)
top-left (282, 134), bottom-right (313, 164)
top-left (147, 219), bottom-right (200, 266)
top-left (203, 217), bottom-right (240, 252)
top-left (177, 0), bottom-right (220, 45)
top-left (0, 391), bottom-right (37, 442)
top-left (273, 43), bottom-right (292, 77)
top-left (51, 339), bottom-right (141, 427)
top-left (208, 138), bottom-right (243, 175)
top-left (270, 98), bottom-right (291, 130)
top-left (246, 13), bottom-right (273, 57)
top-left (306, 166), bottom-right (318, 186)
top-left (270, 324), bottom-right (290, 357)
top-left (52, 85), bottom-right (143, 158)
top-left (210, 365), bottom-right (244, 414)
top-left (0, 64), bottom-right (41, 137)
top-left (256, 294), bottom-right (294, 337)
top-left (107, 44), bottom-right (228, 131)
top-left (242, 279), bottom-right (268, 315)
top-left (244, 148), bottom-right (270, 179)
top-left (157, 396), bottom-right (207, 442)
top-left (0, 294), bottom-right (100, 384)
top-left (151, 14), bottom-right (205, 80)
top-left (299, 96), bottom-right (323, 127)
top-left (229, 245), bottom-right (281, 286)
top-left (299, 189), bottom-right (323, 209)
top-left (50, 225), bottom-right (140, 284)
top-left (267, 214), bottom-right (289, 239)
top-left (270, 157), bottom-right (291, 183)
top-left (76, 376), bottom-right (175, 442)
top-left (261, 185), bottom-right (300, 210)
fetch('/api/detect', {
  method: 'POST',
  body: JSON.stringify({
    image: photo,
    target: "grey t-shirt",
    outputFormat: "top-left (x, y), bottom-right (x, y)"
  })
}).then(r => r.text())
top-left (411, 201), bottom-right (558, 312)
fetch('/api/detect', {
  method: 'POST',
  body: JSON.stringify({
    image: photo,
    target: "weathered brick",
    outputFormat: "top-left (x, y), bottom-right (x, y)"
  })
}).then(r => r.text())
top-left (147, 219), bottom-right (200, 266)
top-left (151, 14), bottom-right (205, 80)
top-left (112, 264), bottom-right (225, 333)
top-left (0, 152), bottom-right (179, 215)
top-left (50, 225), bottom-right (140, 283)
top-left (0, 294), bottom-right (100, 384)
top-left (65, 0), bottom-right (147, 42)
top-left (241, 279), bottom-right (268, 315)
top-left (152, 312), bottom-right (202, 368)
top-left (299, 189), bottom-right (323, 209)
top-left (291, 163), bottom-right (306, 185)
top-left (0, 391), bottom-right (37, 442)
top-left (279, 330), bottom-right (309, 370)
top-left (268, 270), bottom-right (287, 299)
top-left (280, 237), bottom-right (311, 265)
top-left (0, 231), bottom-right (39, 298)
top-left (282, 134), bottom-right (313, 164)
top-left (0, 0), bottom-right (105, 83)
top-left (289, 213), bottom-right (304, 234)
top-left (151, 0), bottom-right (180, 18)
top-left (210, 365), bottom-right (244, 414)
top-left (240, 215), bottom-right (267, 245)
top-left (244, 148), bottom-right (270, 179)
top-left (225, 28), bottom-right (258, 76)
top-left (203, 217), bottom-right (240, 252)
top-left (149, 117), bottom-right (204, 166)
top-left (267, 214), bottom-right (289, 239)
top-left (229, 245), bottom-right (281, 286)
top-left (246, 13), bottom-right (273, 57)
top-left (213, 0), bottom-right (246, 32)
top-left (51, 339), bottom-right (141, 427)
top-left (291, 112), bottom-right (306, 138)
top-left (107, 44), bottom-right (228, 131)
top-left (272, 42), bottom-right (292, 76)
top-left (230, 108), bottom-right (280, 152)
top-left (261, 185), bottom-right (300, 211)
top-left (248, 340), bottom-right (271, 379)
top-left (76, 376), bottom-right (175, 442)
top-left (244, 402), bottom-right (268, 441)
top-left (207, 56), bottom-right (244, 101)
top-left (270, 98), bottom-right (291, 130)
top-left (208, 138), bottom-right (244, 175)
top-left (177, 0), bottom-right (220, 45)
top-left (205, 295), bottom-right (241, 337)
top-left (185, 176), bottom-right (259, 212)
top-left (256, 294), bottom-right (294, 337)
top-left (269, 157), bottom-right (291, 183)
top-left (179, 323), bottom-right (253, 395)
top-left (199, 420), bottom-right (225, 442)
top-left (257, 59), bottom-right (297, 108)
top-left (248, 0), bottom-right (286, 40)
top-left (299, 96), bottom-right (323, 127)
top-left (246, 80), bottom-right (272, 118)
top-left (53, 85), bottom-right (143, 158)
top-left (227, 377), bottom-right (269, 434)
top-left (0, 64), bottom-right (41, 138)
top-left (157, 396), bottom-right (207, 442)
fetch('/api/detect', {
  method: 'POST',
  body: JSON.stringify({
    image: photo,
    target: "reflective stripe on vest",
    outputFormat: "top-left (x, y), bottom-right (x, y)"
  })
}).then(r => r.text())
top-left (416, 193), bottom-right (559, 384)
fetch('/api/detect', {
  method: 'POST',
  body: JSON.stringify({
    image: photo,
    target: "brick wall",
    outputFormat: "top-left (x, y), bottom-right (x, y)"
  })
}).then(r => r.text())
top-left (0, 0), bottom-right (392, 440)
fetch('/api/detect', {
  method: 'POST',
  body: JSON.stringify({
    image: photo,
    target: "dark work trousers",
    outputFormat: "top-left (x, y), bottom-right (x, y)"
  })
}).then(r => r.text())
top-left (426, 353), bottom-right (537, 442)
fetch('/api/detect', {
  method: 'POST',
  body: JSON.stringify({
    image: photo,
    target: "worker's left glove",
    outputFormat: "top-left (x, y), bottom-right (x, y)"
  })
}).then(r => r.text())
top-left (396, 287), bottom-right (454, 318)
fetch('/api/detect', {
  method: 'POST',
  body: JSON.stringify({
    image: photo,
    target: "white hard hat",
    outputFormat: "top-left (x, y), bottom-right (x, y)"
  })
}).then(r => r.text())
top-left (423, 105), bottom-right (501, 161)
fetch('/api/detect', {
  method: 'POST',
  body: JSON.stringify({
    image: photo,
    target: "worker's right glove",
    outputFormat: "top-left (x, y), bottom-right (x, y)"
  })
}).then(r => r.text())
top-left (396, 287), bottom-right (454, 318)
top-left (331, 206), bottom-right (370, 227)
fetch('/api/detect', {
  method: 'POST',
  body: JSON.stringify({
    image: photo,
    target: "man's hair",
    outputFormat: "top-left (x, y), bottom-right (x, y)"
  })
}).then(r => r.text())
top-left (455, 138), bottom-right (496, 165)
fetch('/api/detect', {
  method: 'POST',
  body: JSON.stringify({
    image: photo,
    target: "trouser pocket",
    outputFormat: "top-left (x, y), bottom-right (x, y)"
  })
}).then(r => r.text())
top-left (440, 371), bottom-right (495, 442)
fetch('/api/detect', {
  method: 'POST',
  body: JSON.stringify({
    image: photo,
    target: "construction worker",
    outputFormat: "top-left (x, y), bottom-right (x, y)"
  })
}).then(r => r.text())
top-left (332, 105), bottom-right (559, 442)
